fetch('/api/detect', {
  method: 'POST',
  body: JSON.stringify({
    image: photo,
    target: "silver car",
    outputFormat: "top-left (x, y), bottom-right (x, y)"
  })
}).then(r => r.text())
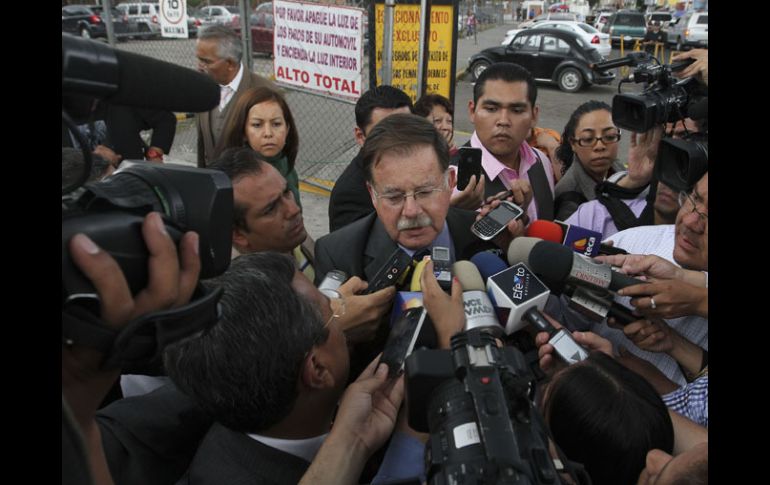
top-left (667, 12), bottom-right (708, 50)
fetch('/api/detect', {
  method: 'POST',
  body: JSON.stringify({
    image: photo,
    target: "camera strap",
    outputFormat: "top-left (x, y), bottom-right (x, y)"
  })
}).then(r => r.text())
top-left (595, 179), bottom-right (656, 231)
top-left (62, 284), bottom-right (222, 370)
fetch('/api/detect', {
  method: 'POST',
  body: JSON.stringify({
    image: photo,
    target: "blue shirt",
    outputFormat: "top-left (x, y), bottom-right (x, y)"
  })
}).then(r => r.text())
top-left (398, 221), bottom-right (456, 263)
top-left (372, 432), bottom-right (426, 484)
top-left (662, 373), bottom-right (708, 427)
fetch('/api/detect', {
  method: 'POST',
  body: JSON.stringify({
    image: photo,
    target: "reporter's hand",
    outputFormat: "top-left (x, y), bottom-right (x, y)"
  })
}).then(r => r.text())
top-left (621, 126), bottom-right (663, 189)
top-left (618, 280), bottom-right (708, 319)
top-left (596, 253), bottom-right (681, 281)
top-left (336, 277), bottom-right (395, 344)
top-left (476, 198), bottom-right (527, 251)
top-left (534, 313), bottom-right (613, 375)
top-left (450, 174), bottom-right (486, 210)
top-left (672, 49), bottom-right (708, 86)
top-left (623, 318), bottom-right (672, 353)
top-left (420, 259), bottom-right (465, 348)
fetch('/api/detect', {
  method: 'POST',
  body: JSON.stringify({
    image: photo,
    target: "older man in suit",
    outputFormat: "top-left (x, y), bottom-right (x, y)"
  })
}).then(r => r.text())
top-left (195, 25), bottom-right (273, 168)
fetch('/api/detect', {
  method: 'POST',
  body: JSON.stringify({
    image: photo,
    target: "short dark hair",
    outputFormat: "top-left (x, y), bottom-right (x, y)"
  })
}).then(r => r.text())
top-left (216, 86), bottom-right (299, 171)
top-left (555, 100), bottom-right (612, 174)
top-left (61, 147), bottom-right (112, 186)
top-left (413, 93), bottom-right (454, 118)
top-left (473, 62), bottom-right (537, 107)
top-left (544, 352), bottom-right (674, 485)
top-left (361, 113), bottom-right (449, 184)
top-left (355, 85), bottom-right (413, 131)
top-left (164, 252), bottom-right (328, 433)
top-left (209, 147), bottom-right (267, 232)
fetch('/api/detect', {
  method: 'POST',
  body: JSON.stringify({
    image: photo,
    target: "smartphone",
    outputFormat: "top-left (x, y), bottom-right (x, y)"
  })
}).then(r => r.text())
top-left (471, 200), bottom-right (525, 241)
top-left (431, 246), bottom-right (452, 291)
top-left (318, 270), bottom-right (347, 298)
top-left (457, 147), bottom-right (482, 191)
top-left (379, 307), bottom-right (428, 377)
top-left (360, 248), bottom-right (413, 295)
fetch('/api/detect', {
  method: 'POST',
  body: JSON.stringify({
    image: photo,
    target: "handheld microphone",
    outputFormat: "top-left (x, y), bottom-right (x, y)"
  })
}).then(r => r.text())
top-left (452, 260), bottom-right (504, 336)
top-left (554, 220), bottom-right (603, 257)
top-left (525, 219), bottom-right (564, 243)
top-left (62, 34), bottom-right (220, 113)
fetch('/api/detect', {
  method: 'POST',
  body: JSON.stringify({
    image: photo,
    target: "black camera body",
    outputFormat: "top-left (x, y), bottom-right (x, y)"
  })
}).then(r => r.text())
top-left (599, 53), bottom-right (706, 133)
top-left (62, 161), bottom-right (233, 304)
top-left (405, 329), bottom-right (564, 484)
top-left (654, 134), bottom-right (708, 192)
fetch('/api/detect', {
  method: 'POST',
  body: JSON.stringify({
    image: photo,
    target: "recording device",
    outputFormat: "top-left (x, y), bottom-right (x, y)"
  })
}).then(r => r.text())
top-left (62, 38), bottom-right (226, 368)
top-left (654, 134), bottom-right (708, 192)
top-left (593, 52), bottom-right (705, 132)
top-left (431, 246), bottom-right (453, 291)
top-left (456, 147), bottom-right (482, 191)
top-left (318, 270), bottom-right (347, 298)
top-left (453, 260), bottom-right (504, 335)
top-left (360, 248), bottom-right (414, 294)
top-left (405, 329), bottom-right (573, 484)
top-left (471, 201), bottom-right (524, 241)
top-left (380, 307), bottom-right (429, 377)
top-left (525, 309), bottom-right (588, 365)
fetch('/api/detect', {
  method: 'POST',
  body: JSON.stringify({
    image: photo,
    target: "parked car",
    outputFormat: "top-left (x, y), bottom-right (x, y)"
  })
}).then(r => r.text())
top-left (199, 5), bottom-right (241, 28)
top-left (601, 10), bottom-right (646, 45)
top-left (645, 11), bottom-right (672, 28)
top-left (115, 3), bottom-right (161, 39)
top-left (470, 28), bottom-right (614, 93)
top-left (519, 12), bottom-right (577, 29)
top-left (504, 21), bottom-right (611, 57)
top-left (236, 13), bottom-right (274, 56)
top-left (667, 11), bottom-right (708, 50)
top-left (255, 2), bottom-right (273, 15)
top-left (62, 5), bottom-right (136, 40)
top-left (593, 11), bottom-right (612, 30)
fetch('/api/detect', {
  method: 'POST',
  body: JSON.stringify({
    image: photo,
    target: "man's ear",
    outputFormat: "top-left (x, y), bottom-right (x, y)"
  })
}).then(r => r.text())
top-left (447, 168), bottom-right (457, 191)
top-left (468, 100), bottom-right (476, 123)
top-left (300, 348), bottom-right (335, 390)
top-left (232, 227), bottom-right (250, 252)
top-left (531, 104), bottom-right (540, 130)
top-left (354, 126), bottom-right (366, 146)
top-left (366, 181), bottom-right (377, 206)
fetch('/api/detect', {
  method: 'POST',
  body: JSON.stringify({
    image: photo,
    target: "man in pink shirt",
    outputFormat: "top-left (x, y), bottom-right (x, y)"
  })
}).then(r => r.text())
top-left (464, 62), bottom-right (555, 222)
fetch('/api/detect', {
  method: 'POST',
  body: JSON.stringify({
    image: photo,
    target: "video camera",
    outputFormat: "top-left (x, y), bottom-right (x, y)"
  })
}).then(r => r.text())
top-left (405, 328), bottom-right (576, 484)
top-left (62, 35), bottom-right (228, 368)
top-left (593, 52), bottom-right (707, 133)
top-left (654, 133), bottom-right (708, 192)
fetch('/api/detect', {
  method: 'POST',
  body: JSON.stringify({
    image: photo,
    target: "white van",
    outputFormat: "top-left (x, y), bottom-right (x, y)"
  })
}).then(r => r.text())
top-left (115, 3), bottom-right (161, 39)
top-left (667, 11), bottom-right (708, 50)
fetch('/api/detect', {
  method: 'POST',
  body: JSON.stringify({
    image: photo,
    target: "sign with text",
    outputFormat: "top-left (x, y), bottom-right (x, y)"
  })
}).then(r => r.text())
top-left (371, 0), bottom-right (457, 103)
top-left (160, 0), bottom-right (189, 39)
top-left (274, 0), bottom-right (364, 99)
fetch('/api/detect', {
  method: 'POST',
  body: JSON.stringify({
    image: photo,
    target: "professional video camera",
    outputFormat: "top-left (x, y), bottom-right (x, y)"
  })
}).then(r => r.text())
top-left (405, 328), bottom-right (583, 484)
top-left (593, 52), bottom-right (707, 133)
top-left (654, 132), bottom-right (708, 192)
top-left (62, 34), bottom-right (228, 368)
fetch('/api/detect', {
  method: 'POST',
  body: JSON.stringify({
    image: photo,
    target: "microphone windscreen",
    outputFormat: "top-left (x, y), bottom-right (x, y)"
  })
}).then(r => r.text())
top-left (526, 220), bottom-right (564, 243)
top-left (470, 252), bottom-right (508, 281)
top-left (506, 237), bottom-right (543, 266)
top-left (452, 260), bottom-right (485, 292)
top-left (410, 258), bottom-right (428, 292)
top-left (529, 240), bottom-right (574, 283)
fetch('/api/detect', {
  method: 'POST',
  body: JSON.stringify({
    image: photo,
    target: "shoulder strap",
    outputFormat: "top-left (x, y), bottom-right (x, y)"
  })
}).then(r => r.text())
top-left (527, 152), bottom-right (554, 221)
top-left (595, 181), bottom-right (656, 231)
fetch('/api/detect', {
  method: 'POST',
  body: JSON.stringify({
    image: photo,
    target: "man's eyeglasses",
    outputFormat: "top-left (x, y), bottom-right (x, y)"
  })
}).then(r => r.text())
top-left (678, 190), bottom-right (708, 221)
top-left (572, 132), bottom-right (622, 147)
top-left (371, 175), bottom-right (448, 209)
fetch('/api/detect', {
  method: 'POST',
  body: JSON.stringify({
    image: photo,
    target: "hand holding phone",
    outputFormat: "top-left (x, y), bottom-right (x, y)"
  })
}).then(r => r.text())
top-left (379, 307), bottom-right (428, 377)
top-left (318, 270), bottom-right (347, 298)
top-left (457, 147), bottom-right (482, 191)
top-left (471, 200), bottom-right (525, 241)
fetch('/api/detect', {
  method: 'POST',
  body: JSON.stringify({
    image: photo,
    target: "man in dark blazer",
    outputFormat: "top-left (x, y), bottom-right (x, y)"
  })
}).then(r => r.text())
top-left (195, 25), bottom-right (273, 168)
top-left (316, 113), bottom-right (521, 286)
top-left (165, 253), bottom-right (351, 484)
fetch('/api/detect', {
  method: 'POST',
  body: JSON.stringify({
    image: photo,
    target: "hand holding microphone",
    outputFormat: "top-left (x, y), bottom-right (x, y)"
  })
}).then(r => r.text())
top-left (419, 259), bottom-right (464, 349)
top-left (618, 279), bottom-right (708, 319)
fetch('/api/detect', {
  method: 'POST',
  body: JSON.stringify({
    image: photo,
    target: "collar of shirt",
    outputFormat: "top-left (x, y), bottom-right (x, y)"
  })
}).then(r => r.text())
top-left (246, 432), bottom-right (328, 463)
top-left (221, 62), bottom-right (244, 97)
top-left (470, 132), bottom-right (539, 188)
top-left (397, 222), bottom-right (455, 262)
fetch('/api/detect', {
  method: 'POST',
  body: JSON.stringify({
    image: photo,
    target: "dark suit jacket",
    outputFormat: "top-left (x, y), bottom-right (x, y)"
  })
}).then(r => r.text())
top-left (197, 68), bottom-right (273, 168)
top-left (328, 150), bottom-right (374, 232)
top-left (96, 384), bottom-right (213, 485)
top-left (314, 208), bottom-right (489, 286)
top-left (179, 423), bottom-right (311, 485)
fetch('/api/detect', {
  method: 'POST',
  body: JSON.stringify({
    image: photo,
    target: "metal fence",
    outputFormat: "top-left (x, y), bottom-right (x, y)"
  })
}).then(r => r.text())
top-left (64, 0), bottom-right (505, 184)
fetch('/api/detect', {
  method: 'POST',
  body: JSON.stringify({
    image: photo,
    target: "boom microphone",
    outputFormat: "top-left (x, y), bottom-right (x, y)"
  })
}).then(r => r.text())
top-left (62, 34), bottom-right (220, 113)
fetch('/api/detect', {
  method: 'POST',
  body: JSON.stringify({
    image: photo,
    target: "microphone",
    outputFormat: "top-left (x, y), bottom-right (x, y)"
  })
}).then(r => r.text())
top-left (526, 219), bottom-right (564, 243)
top-left (452, 260), bottom-right (504, 335)
top-left (62, 34), bottom-right (219, 113)
top-left (509, 238), bottom-right (645, 293)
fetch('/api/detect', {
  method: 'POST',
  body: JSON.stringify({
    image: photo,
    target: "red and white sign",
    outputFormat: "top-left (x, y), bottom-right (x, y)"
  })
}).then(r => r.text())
top-left (273, 0), bottom-right (363, 99)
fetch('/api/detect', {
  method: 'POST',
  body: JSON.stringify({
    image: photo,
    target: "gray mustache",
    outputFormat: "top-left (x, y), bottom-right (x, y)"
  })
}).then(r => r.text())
top-left (397, 214), bottom-right (433, 230)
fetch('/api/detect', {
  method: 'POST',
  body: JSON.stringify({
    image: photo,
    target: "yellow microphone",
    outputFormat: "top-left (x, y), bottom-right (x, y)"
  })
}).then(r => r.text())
top-left (410, 257), bottom-right (430, 292)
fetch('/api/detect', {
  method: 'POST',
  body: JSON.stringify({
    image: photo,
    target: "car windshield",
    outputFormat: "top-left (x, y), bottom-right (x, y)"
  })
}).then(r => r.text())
top-left (577, 23), bottom-right (599, 33)
top-left (226, 7), bottom-right (240, 14)
top-left (616, 15), bottom-right (645, 26)
top-left (696, 15), bottom-right (708, 25)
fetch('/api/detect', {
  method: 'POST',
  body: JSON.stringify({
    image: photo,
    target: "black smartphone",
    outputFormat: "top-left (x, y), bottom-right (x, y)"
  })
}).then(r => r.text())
top-left (359, 248), bottom-right (413, 295)
top-left (457, 147), bottom-right (482, 191)
top-left (471, 200), bottom-right (525, 241)
top-left (380, 307), bottom-right (428, 377)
